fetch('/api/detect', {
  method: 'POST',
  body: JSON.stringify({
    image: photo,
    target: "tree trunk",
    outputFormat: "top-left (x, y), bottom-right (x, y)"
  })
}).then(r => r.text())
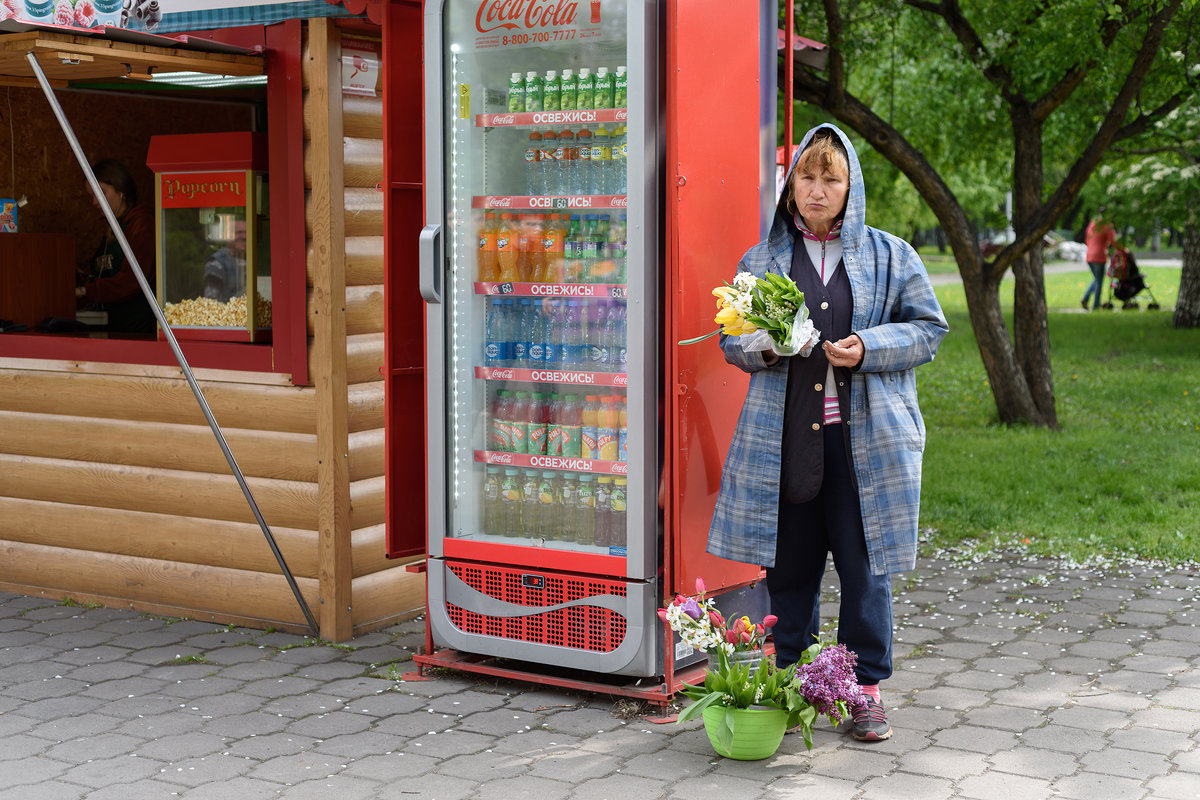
top-left (1174, 216), bottom-right (1200, 328)
top-left (1009, 108), bottom-right (1057, 427)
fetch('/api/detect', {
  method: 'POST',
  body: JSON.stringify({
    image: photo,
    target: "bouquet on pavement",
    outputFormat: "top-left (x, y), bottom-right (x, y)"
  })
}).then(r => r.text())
top-left (680, 271), bottom-right (821, 357)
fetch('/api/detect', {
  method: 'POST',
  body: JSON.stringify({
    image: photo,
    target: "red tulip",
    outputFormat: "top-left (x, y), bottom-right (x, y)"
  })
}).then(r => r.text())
top-left (708, 610), bottom-right (725, 628)
top-left (656, 609), bottom-right (668, 622)
top-left (725, 629), bottom-right (738, 644)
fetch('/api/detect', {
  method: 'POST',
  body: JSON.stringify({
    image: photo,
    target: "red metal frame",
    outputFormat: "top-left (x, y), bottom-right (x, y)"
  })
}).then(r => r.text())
top-left (383, 0), bottom-right (428, 560)
top-left (1, 22), bottom-right (309, 385)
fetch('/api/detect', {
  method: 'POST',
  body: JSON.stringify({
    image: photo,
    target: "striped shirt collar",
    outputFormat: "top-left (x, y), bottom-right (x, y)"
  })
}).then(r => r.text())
top-left (794, 214), bottom-right (843, 243)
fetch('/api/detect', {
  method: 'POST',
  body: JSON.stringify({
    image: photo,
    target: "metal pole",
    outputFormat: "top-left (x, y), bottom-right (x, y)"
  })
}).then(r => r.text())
top-left (784, 0), bottom-right (794, 164)
top-left (26, 51), bottom-right (320, 638)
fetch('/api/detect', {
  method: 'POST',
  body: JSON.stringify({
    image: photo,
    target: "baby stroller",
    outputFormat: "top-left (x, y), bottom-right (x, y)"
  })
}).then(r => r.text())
top-left (1102, 247), bottom-right (1160, 310)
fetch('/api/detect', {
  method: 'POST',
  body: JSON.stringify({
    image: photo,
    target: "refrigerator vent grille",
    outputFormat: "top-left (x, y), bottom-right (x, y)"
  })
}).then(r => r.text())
top-left (446, 562), bottom-right (628, 652)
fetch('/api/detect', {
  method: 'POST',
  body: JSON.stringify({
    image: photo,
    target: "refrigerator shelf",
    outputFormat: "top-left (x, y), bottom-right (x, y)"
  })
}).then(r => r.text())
top-left (472, 195), bottom-right (628, 210)
top-left (474, 365), bottom-right (628, 387)
top-left (476, 108), bottom-right (628, 128)
top-left (473, 281), bottom-right (627, 298)
top-left (475, 449), bottom-right (628, 476)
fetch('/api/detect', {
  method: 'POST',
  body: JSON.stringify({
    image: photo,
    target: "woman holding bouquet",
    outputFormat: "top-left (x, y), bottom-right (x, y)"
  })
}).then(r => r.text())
top-left (707, 124), bottom-right (948, 742)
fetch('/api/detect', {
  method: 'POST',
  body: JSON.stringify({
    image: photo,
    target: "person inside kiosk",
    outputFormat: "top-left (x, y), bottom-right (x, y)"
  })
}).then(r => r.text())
top-left (75, 159), bottom-right (157, 335)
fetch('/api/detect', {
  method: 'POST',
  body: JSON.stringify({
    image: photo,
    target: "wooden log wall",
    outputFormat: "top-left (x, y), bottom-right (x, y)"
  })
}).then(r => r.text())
top-left (303, 20), bottom-right (423, 636)
top-left (0, 19), bottom-right (423, 639)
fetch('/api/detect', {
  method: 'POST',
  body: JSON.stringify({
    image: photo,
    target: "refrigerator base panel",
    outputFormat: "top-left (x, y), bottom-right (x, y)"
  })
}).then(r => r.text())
top-left (427, 557), bottom-right (659, 676)
top-left (411, 647), bottom-right (711, 710)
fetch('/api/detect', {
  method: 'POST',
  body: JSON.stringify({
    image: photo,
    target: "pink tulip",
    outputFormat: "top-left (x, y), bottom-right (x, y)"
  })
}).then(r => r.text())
top-left (763, 614), bottom-right (778, 628)
top-left (695, 577), bottom-right (707, 596)
top-left (656, 609), bottom-right (668, 622)
top-left (725, 629), bottom-right (738, 644)
top-left (709, 610), bottom-right (725, 628)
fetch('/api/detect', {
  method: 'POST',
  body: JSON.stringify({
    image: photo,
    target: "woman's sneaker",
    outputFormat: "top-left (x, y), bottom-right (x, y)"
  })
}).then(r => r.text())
top-left (851, 696), bottom-right (892, 741)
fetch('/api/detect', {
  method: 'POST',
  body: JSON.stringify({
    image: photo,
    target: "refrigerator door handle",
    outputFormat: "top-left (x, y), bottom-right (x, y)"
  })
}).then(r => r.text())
top-left (419, 223), bottom-right (443, 304)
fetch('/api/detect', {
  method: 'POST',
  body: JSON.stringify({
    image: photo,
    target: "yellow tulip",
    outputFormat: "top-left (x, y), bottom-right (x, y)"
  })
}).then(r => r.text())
top-left (741, 320), bottom-right (757, 333)
top-left (714, 305), bottom-right (741, 327)
top-left (712, 286), bottom-right (737, 304)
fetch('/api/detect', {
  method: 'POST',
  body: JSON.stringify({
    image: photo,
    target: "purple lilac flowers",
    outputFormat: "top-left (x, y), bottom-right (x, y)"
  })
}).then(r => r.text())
top-left (797, 643), bottom-right (862, 723)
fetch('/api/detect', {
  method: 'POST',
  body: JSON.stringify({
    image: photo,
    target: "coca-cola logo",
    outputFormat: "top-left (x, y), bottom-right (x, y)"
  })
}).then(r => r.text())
top-left (615, 109), bottom-right (628, 121)
top-left (475, 0), bottom-right (580, 34)
top-left (491, 114), bottom-right (516, 125)
top-left (492, 453), bottom-right (514, 464)
top-left (487, 197), bottom-right (513, 207)
top-left (611, 196), bottom-right (628, 207)
top-left (613, 373), bottom-right (628, 386)
top-left (612, 462), bottom-right (628, 474)
top-left (491, 369), bottom-right (515, 379)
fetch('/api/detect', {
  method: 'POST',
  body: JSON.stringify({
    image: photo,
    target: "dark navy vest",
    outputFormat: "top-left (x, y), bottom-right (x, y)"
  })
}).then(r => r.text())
top-left (779, 236), bottom-right (854, 504)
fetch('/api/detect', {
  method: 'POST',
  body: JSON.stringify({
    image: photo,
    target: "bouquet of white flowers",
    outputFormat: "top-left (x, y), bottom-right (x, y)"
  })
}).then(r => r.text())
top-left (681, 271), bottom-right (820, 358)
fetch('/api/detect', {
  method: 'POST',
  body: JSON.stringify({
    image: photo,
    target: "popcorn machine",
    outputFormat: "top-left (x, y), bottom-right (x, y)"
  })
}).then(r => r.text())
top-left (146, 132), bottom-right (271, 342)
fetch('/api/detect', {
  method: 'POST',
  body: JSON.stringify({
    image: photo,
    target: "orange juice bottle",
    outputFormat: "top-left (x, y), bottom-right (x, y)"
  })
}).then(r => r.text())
top-left (598, 396), bottom-right (620, 461)
top-left (581, 394), bottom-right (600, 458)
top-left (477, 211), bottom-right (499, 281)
top-left (528, 214), bottom-right (549, 281)
top-left (495, 213), bottom-right (519, 283)
top-left (536, 213), bottom-right (564, 283)
top-left (517, 214), bottom-right (544, 282)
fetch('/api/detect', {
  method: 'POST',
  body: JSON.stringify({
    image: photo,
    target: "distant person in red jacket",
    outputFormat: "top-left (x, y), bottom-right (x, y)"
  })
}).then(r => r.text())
top-left (1081, 208), bottom-right (1117, 311)
top-left (76, 159), bottom-right (157, 334)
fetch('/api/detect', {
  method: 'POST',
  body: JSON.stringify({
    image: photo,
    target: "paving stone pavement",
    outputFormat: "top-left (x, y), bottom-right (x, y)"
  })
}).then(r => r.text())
top-left (2, 543), bottom-right (1198, 799)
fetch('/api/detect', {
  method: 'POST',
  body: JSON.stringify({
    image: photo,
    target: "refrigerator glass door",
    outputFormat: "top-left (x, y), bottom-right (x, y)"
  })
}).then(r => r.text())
top-left (439, 0), bottom-right (641, 564)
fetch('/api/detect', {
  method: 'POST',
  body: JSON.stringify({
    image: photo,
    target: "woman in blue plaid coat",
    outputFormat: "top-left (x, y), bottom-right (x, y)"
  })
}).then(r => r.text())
top-left (707, 124), bottom-right (948, 741)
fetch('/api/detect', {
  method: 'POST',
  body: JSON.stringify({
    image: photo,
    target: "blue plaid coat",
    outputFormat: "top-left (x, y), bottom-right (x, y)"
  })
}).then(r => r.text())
top-left (706, 124), bottom-right (949, 575)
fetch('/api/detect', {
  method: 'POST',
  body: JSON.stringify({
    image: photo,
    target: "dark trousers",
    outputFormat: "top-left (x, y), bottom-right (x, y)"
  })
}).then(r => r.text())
top-left (1083, 261), bottom-right (1106, 308)
top-left (766, 424), bottom-right (893, 684)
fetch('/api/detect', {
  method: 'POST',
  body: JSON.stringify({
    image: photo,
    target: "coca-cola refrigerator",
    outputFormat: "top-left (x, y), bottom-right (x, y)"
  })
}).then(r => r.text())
top-left (415, 0), bottom-right (775, 687)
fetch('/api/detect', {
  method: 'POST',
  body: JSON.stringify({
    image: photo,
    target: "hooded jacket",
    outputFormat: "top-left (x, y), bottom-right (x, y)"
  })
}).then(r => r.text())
top-left (706, 123), bottom-right (949, 575)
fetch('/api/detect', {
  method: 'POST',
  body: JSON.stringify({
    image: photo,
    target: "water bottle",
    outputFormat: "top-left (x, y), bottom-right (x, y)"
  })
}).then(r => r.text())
top-left (593, 124), bottom-right (612, 195)
top-left (500, 468), bottom-right (522, 536)
top-left (544, 301), bottom-right (561, 366)
top-left (558, 128), bottom-right (577, 197)
top-left (502, 298), bottom-right (517, 366)
top-left (574, 474), bottom-right (595, 545)
top-left (575, 127), bottom-right (593, 195)
top-left (512, 298), bottom-right (533, 366)
top-left (540, 130), bottom-right (559, 196)
top-left (613, 125), bottom-right (627, 195)
top-left (525, 130), bottom-right (543, 196)
top-left (559, 299), bottom-right (584, 368)
top-left (586, 300), bottom-right (606, 371)
top-left (528, 300), bottom-right (548, 366)
top-left (485, 297), bottom-right (508, 367)
top-left (600, 302), bottom-right (618, 371)
top-left (614, 301), bottom-right (627, 373)
top-left (611, 213), bottom-right (627, 284)
top-left (521, 468), bottom-right (541, 538)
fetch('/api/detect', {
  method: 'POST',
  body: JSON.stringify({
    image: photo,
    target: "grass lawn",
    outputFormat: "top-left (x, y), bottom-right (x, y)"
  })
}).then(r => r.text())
top-left (918, 265), bottom-right (1200, 564)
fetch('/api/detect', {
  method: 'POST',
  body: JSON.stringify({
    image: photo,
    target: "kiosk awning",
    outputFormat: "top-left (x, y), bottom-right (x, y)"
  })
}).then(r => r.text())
top-left (0, 22), bottom-right (263, 87)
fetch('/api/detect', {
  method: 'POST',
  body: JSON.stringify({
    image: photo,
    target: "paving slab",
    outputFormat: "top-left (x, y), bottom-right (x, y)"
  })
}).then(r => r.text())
top-left (1, 547), bottom-right (1197, 798)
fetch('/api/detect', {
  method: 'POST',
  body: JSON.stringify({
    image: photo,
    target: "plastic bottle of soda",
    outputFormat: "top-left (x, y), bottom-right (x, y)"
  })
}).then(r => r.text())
top-left (600, 301), bottom-right (621, 371)
top-left (576, 67), bottom-right (594, 110)
top-left (481, 466), bottom-right (501, 535)
top-left (594, 66), bottom-right (614, 109)
top-left (537, 470), bottom-right (558, 540)
top-left (558, 128), bottom-right (577, 197)
top-left (575, 127), bottom-right (593, 195)
top-left (579, 214), bottom-right (599, 278)
top-left (559, 393), bottom-right (582, 457)
top-left (529, 215), bottom-right (548, 281)
top-left (477, 211), bottom-right (499, 281)
top-left (614, 65), bottom-right (627, 109)
top-left (560, 68), bottom-right (578, 110)
top-left (592, 124), bottom-right (612, 196)
top-left (508, 72), bottom-right (524, 113)
top-left (616, 394), bottom-right (628, 462)
top-left (580, 394), bottom-right (600, 459)
top-left (517, 215), bottom-right (543, 282)
top-left (613, 125), bottom-right (627, 195)
top-left (547, 392), bottom-right (564, 455)
top-left (521, 468), bottom-right (541, 538)
top-left (574, 474), bottom-right (595, 545)
top-left (557, 474), bottom-right (577, 543)
top-left (593, 476), bottom-right (612, 547)
top-left (543, 301), bottom-right (561, 366)
top-left (587, 300), bottom-right (607, 370)
top-left (524, 70), bottom-right (543, 112)
top-left (536, 213), bottom-right (563, 283)
top-left (563, 217), bottom-right (582, 284)
top-left (527, 391), bottom-right (549, 454)
top-left (610, 477), bottom-right (627, 546)
top-left (500, 467), bottom-right (523, 536)
top-left (492, 388), bottom-right (516, 452)
top-left (485, 297), bottom-right (508, 368)
top-left (544, 130), bottom-right (561, 196)
top-left (598, 396), bottom-right (619, 461)
top-left (495, 213), bottom-right (519, 282)
top-left (543, 69), bottom-right (560, 111)
top-left (510, 299), bottom-right (530, 367)
top-left (510, 390), bottom-right (530, 453)
top-left (524, 130), bottom-right (543, 196)
top-left (610, 213), bottom-right (627, 284)
top-left (613, 301), bottom-right (627, 373)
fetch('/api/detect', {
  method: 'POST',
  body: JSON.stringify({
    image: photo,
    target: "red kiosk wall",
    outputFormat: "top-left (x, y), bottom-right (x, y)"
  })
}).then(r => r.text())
top-left (383, 0), bottom-right (428, 559)
top-left (664, 0), bottom-right (764, 598)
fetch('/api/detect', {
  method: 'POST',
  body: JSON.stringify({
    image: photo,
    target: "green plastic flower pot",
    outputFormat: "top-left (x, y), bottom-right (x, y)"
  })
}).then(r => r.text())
top-left (701, 705), bottom-right (789, 760)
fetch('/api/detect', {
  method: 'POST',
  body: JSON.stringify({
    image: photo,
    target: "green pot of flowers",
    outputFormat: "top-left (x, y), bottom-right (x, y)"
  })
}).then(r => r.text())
top-left (661, 579), bottom-right (863, 759)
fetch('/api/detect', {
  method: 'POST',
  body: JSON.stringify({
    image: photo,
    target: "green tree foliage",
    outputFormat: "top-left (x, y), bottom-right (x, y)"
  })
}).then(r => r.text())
top-left (783, 0), bottom-right (1198, 425)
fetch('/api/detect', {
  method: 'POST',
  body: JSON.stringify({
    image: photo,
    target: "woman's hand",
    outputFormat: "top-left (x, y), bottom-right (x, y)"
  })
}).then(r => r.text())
top-left (823, 335), bottom-right (864, 368)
